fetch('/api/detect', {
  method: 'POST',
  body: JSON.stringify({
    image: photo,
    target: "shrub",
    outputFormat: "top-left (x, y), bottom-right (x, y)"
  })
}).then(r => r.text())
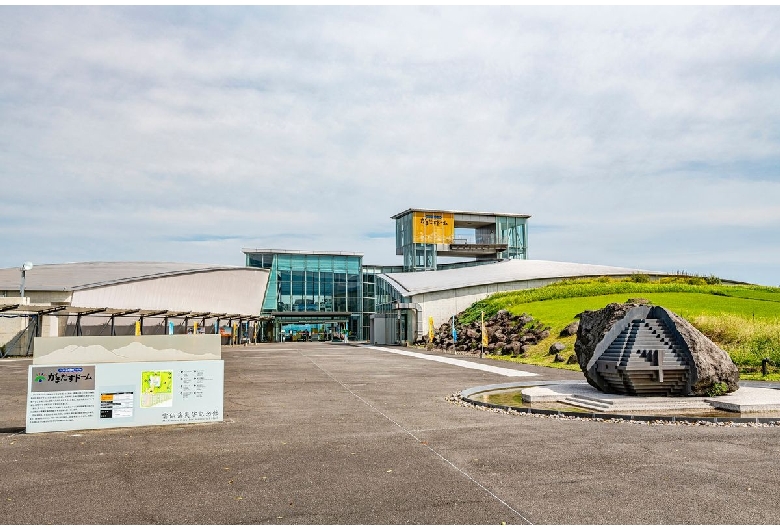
top-left (707, 382), bottom-right (730, 397)
top-left (705, 275), bottom-right (722, 285)
top-left (629, 273), bottom-right (650, 283)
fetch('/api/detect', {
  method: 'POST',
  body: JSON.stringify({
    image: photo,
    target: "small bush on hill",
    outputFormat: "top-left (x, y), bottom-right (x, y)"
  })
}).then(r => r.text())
top-left (707, 382), bottom-right (730, 397)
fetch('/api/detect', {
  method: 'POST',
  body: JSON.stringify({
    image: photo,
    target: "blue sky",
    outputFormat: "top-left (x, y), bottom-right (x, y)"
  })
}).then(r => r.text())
top-left (1, 6), bottom-right (779, 285)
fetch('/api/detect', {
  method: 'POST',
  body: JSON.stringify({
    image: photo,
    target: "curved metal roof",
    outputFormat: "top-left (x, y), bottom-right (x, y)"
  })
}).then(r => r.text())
top-left (0, 262), bottom-right (252, 292)
top-left (379, 259), bottom-right (665, 297)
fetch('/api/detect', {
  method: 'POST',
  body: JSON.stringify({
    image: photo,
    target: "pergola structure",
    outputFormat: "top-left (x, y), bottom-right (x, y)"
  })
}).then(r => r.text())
top-left (0, 304), bottom-right (274, 357)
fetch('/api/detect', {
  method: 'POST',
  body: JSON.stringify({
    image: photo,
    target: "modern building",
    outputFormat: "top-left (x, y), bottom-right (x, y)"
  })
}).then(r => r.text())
top-left (0, 207), bottom-right (663, 354)
top-left (392, 208), bottom-right (529, 271)
top-left (0, 262), bottom-right (269, 356)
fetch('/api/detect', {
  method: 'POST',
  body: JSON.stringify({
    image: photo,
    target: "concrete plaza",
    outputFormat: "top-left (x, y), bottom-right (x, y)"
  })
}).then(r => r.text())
top-left (1, 342), bottom-right (779, 524)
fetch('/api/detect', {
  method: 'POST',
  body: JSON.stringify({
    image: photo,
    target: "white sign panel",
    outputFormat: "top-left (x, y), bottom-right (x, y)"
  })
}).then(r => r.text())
top-left (26, 360), bottom-right (224, 433)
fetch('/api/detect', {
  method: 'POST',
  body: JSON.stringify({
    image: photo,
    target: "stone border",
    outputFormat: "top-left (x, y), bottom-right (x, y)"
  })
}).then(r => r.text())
top-left (457, 382), bottom-right (780, 426)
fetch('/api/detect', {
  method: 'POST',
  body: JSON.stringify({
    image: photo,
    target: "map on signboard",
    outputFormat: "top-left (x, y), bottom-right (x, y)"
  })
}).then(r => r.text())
top-left (140, 371), bottom-right (173, 408)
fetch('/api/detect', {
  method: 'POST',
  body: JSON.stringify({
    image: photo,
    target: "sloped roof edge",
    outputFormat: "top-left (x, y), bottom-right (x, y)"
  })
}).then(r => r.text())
top-left (379, 259), bottom-right (666, 297)
top-left (0, 262), bottom-right (263, 292)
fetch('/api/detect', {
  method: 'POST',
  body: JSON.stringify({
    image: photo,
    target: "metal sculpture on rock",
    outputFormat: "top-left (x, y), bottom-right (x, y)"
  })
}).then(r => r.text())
top-left (575, 303), bottom-right (739, 397)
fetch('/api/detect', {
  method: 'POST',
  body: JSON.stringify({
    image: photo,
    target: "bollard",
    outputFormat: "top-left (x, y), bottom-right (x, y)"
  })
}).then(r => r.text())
top-left (762, 358), bottom-right (770, 376)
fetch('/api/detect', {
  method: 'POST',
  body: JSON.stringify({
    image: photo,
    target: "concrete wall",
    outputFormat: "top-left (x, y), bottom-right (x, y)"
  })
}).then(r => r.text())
top-left (33, 334), bottom-right (222, 365)
top-left (0, 297), bottom-right (31, 356)
top-left (0, 291), bottom-right (72, 304)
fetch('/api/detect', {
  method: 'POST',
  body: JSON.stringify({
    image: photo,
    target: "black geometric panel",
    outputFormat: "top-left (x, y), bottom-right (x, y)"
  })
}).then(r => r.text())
top-left (592, 308), bottom-right (692, 396)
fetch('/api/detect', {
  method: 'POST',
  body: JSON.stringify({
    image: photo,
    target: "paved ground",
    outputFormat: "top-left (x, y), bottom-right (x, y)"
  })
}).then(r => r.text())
top-left (2, 342), bottom-right (780, 524)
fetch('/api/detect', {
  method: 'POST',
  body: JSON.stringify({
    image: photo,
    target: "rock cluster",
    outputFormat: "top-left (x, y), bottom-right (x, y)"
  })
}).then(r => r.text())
top-left (423, 309), bottom-right (551, 356)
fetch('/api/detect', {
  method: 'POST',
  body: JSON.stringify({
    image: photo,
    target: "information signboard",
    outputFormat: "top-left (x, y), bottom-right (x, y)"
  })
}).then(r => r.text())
top-left (26, 360), bottom-right (223, 433)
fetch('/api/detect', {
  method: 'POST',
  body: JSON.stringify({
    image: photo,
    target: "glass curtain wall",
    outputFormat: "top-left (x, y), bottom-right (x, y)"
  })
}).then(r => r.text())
top-left (374, 276), bottom-right (405, 313)
top-left (396, 212), bottom-right (437, 272)
top-left (246, 252), bottom-right (363, 339)
top-left (362, 266), bottom-right (379, 340)
top-left (496, 216), bottom-right (528, 260)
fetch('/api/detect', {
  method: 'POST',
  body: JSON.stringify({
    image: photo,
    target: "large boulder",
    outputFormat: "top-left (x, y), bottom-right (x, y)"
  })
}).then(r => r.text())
top-left (575, 302), bottom-right (739, 396)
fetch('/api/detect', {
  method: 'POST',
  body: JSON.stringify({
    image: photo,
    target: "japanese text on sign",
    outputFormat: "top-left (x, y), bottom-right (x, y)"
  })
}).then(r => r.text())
top-left (412, 211), bottom-right (454, 244)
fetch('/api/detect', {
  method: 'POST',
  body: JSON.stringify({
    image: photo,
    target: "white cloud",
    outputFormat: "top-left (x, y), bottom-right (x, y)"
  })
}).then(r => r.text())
top-left (0, 6), bottom-right (778, 285)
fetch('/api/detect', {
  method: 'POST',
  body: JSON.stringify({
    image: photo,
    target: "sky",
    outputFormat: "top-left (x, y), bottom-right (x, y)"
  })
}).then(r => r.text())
top-left (1, 6), bottom-right (779, 286)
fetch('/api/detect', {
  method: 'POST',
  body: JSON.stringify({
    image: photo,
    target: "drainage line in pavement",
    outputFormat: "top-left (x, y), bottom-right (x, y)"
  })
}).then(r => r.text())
top-left (300, 350), bottom-right (534, 525)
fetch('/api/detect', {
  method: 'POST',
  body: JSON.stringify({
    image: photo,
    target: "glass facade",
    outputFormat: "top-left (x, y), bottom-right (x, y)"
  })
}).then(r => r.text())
top-left (496, 216), bottom-right (528, 260)
top-left (246, 251), bottom-right (363, 340)
top-left (374, 275), bottom-right (406, 313)
top-left (395, 211), bottom-right (438, 271)
top-left (395, 210), bottom-right (529, 271)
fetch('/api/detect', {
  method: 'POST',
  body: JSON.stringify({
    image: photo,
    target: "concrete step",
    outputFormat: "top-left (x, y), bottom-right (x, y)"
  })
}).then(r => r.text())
top-left (561, 396), bottom-right (612, 411)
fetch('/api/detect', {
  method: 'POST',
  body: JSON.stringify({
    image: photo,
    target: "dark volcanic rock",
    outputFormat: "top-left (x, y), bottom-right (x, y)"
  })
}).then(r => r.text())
top-left (664, 310), bottom-right (740, 396)
top-left (432, 310), bottom-right (552, 357)
top-left (496, 309), bottom-right (511, 320)
top-left (549, 342), bottom-right (566, 355)
top-left (575, 302), bottom-right (739, 396)
top-left (559, 321), bottom-right (579, 337)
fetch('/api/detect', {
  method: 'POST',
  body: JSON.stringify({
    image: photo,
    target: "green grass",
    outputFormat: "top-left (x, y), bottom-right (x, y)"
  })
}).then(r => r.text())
top-left (472, 278), bottom-right (780, 377)
top-left (461, 278), bottom-right (780, 324)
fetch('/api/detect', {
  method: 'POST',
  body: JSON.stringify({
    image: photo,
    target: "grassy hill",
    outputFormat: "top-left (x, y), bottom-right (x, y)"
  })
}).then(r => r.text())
top-left (458, 276), bottom-right (780, 380)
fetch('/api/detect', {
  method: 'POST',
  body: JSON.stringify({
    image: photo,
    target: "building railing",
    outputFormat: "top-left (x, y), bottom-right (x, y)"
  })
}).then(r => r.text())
top-left (451, 235), bottom-right (508, 245)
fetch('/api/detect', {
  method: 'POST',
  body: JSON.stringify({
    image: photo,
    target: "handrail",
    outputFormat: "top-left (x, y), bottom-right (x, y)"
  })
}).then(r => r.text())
top-left (451, 235), bottom-right (509, 245)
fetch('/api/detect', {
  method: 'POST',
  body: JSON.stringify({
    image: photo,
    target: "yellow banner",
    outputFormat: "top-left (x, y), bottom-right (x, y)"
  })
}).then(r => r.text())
top-left (428, 316), bottom-right (434, 342)
top-left (481, 311), bottom-right (488, 347)
top-left (135, 321), bottom-right (141, 336)
top-left (413, 211), bottom-right (454, 244)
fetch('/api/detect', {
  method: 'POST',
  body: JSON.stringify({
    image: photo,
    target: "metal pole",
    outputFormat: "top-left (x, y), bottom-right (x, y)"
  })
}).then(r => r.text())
top-left (25, 316), bottom-right (37, 356)
top-left (20, 269), bottom-right (26, 298)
